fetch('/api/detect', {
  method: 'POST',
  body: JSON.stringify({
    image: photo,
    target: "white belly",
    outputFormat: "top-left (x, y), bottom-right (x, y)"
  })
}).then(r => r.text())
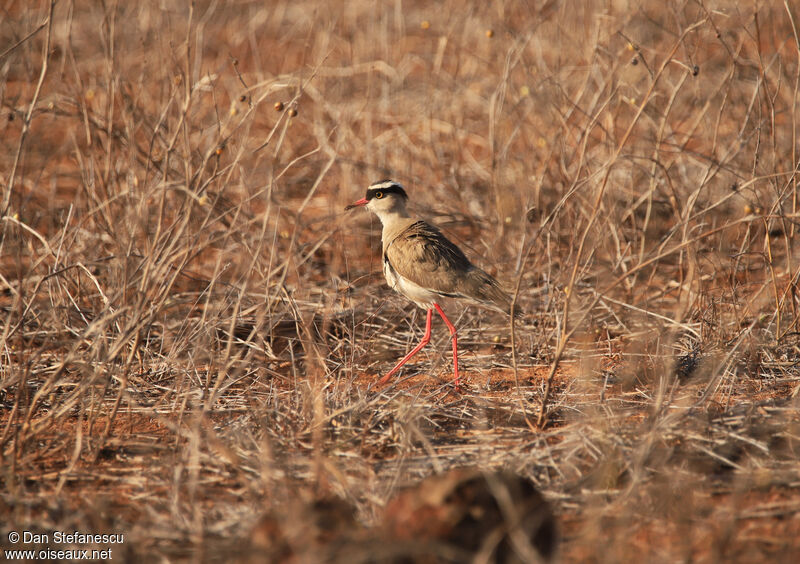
top-left (383, 259), bottom-right (438, 309)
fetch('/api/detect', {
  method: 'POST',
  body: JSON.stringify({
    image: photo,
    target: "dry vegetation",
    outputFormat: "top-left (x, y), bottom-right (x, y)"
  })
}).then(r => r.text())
top-left (2, 0), bottom-right (800, 561)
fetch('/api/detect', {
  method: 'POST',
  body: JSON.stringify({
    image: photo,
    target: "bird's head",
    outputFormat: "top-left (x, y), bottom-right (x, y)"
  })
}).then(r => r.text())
top-left (345, 179), bottom-right (409, 219)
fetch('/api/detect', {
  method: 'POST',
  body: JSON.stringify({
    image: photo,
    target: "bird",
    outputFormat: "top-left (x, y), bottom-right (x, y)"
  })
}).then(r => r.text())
top-left (345, 179), bottom-right (517, 391)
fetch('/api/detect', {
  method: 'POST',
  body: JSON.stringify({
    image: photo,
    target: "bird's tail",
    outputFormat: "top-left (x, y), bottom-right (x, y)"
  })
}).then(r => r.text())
top-left (460, 267), bottom-right (523, 318)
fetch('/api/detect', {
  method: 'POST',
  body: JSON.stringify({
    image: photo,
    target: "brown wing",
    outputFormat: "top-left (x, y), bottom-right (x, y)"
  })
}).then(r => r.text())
top-left (385, 221), bottom-right (473, 295)
top-left (385, 221), bottom-right (515, 314)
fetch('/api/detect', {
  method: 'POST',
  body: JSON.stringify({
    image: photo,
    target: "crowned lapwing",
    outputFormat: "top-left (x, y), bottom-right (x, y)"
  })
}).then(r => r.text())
top-left (346, 180), bottom-right (516, 391)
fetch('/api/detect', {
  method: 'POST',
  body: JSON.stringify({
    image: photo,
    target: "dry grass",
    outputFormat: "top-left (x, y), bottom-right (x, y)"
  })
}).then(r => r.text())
top-left (2, 0), bottom-right (800, 561)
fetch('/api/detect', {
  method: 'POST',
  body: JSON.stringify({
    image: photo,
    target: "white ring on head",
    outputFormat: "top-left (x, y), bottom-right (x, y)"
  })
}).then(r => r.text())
top-left (369, 180), bottom-right (403, 191)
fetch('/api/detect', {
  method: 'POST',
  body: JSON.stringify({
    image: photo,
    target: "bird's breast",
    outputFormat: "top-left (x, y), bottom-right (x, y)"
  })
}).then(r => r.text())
top-left (382, 254), bottom-right (399, 289)
top-left (383, 252), bottom-right (437, 309)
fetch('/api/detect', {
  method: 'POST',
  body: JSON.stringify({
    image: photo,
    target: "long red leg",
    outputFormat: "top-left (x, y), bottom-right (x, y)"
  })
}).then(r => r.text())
top-left (433, 303), bottom-right (459, 391)
top-left (379, 309), bottom-right (433, 385)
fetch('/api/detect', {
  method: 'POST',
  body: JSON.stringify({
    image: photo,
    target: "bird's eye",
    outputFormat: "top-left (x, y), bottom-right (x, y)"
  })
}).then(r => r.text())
top-left (375, 192), bottom-right (383, 199)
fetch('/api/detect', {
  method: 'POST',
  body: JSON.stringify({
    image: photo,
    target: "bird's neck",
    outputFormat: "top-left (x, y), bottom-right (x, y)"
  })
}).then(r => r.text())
top-left (373, 206), bottom-right (410, 229)
top-left (375, 208), bottom-right (414, 251)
